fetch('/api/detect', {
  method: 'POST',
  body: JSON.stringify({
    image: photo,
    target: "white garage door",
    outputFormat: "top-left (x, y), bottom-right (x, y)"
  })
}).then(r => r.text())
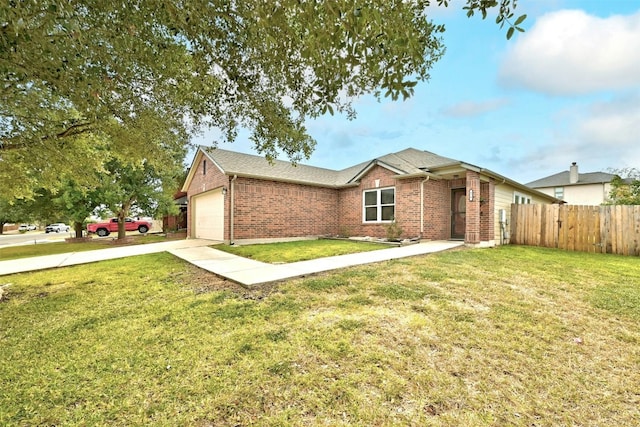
top-left (193, 189), bottom-right (224, 240)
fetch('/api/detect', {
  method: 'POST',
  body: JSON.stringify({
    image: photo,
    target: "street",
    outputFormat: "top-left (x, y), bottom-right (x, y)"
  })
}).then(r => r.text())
top-left (0, 230), bottom-right (70, 247)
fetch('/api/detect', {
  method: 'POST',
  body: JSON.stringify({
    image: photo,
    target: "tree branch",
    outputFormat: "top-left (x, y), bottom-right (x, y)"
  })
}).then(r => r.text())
top-left (0, 121), bottom-right (95, 151)
top-left (53, 121), bottom-right (94, 139)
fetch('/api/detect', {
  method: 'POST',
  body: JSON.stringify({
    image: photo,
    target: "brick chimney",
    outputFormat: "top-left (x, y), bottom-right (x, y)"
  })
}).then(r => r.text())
top-left (569, 162), bottom-right (579, 184)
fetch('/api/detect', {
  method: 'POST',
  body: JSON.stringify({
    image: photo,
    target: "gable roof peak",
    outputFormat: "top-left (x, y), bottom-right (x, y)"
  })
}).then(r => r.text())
top-left (382, 147), bottom-right (459, 170)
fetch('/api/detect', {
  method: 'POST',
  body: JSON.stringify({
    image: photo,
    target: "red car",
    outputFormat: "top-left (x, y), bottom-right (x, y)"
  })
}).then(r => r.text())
top-left (87, 218), bottom-right (151, 237)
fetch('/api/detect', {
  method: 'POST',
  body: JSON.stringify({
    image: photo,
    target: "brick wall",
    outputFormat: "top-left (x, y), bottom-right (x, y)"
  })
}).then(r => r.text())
top-left (396, 178), bottom-right (422, 238)
top-left (480, 181), bottom-right (495, 241)
top-left (423, 179), bottom-right (451, 240)
top-left (233, 177), bottom-right (339, 239)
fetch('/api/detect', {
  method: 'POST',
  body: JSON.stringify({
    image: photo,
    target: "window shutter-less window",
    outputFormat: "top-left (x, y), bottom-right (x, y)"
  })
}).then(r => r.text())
top-left (363, 188), bottom-right (395, 222)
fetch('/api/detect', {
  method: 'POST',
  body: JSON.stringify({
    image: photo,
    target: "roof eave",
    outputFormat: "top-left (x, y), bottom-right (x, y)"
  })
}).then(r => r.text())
top-left (224, 171), bottom-right (345, 189)
top-left (480, 168), bottom-right (562, 203)
top-left (531, 181), bottom-right (611, 188)
top-left (348, 159), bottom-right (407, 183)
top-left (181, 150), bottom-right (203, 192)
top-left (181, 147), bottom-right (227, 192)
top-left (460, 162), bottom-right (482, 173)
top-left (393, 171), bottom-right (442, 180)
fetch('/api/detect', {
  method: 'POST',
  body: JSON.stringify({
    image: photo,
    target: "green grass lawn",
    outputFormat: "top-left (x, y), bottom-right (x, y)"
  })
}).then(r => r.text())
top-left (1, 246), bottom-right (639, 426)
top-left (216, 238), bottom-right (389, 263)
top-left (0, 234), bottom-right (178, 261)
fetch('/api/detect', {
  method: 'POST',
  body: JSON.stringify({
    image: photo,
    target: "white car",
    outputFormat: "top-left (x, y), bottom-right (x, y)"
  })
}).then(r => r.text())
top-left (18, 224), bottom-right (37, 231)
top-left (45, 223), bottom-right (70, 233)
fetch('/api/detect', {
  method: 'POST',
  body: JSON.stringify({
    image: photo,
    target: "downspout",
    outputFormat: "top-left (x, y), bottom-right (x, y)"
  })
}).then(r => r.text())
top-left (420, 176), bottom-right (430, 235)
top-left (230, 174), bottom-right (237, 245)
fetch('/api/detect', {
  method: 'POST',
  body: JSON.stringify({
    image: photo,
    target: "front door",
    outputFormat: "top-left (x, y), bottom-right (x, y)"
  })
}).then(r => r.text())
top-left (451, 188), bottom-right (466, 239)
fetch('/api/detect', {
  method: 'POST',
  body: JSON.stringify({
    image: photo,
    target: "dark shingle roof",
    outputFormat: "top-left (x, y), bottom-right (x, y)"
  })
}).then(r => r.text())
top-left (203, 147), bottom-right (342, 186)
top-left (188, 146), bottom-right (558, 203)
top-left (526, 171), bottom-right (617, 188)
top-left (385, 147), bottom-right (458, 171)
top-left (202, 147), bottom-right (458, 187)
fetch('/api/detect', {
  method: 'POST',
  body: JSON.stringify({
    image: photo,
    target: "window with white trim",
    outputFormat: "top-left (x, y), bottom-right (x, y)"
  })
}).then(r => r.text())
top-left (554, 187), bottom-right (564, 200)
top-left (363, 187), bottom-right (395, 222)
top-left (514, 192), bottom-right (531, 204)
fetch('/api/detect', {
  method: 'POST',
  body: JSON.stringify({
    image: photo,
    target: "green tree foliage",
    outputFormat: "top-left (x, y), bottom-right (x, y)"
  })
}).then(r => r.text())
top-left (4, 188), bottom-right (70, 234)
top-left (0, 197), bottom-right (18, 235)
top-left (99, 150), bottom-right (185, 240)
top-left (1, 0), bottom-right (524, 198)
top-left (607, 168), bottom-right (640, 205)
top-left (0, 195), bottom-right (47, 234)
top-left (3, 115), bottom-right (186, 239)
top-left (54, 180), bottom-right (103, 238)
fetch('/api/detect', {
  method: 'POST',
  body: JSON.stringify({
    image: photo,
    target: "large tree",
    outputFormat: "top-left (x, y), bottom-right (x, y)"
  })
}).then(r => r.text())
top-left (0, 192), bottom-right (61, 234)
top-left (607, 168), bottom-right (640, 205)
top-left (54, 180), bottom-right (102, 238)
top-left (99, 144), bottom-right (185, 240)
top-left (1, 0), bottom-right (525, 198)
top-left (0, 197), bottom-right (18, 235)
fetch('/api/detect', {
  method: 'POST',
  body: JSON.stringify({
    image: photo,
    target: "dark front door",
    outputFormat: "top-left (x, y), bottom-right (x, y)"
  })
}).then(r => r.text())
top-left (451, 188), bottom-right (466, 239)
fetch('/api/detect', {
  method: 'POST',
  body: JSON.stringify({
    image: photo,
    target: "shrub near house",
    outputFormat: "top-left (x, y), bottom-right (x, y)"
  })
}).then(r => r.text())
top-left (87, 218), bottom-right (151, 237)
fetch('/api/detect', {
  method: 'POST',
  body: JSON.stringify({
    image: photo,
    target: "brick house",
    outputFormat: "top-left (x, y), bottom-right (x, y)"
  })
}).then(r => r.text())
top-left (181, 147), bottom-right (558, 245)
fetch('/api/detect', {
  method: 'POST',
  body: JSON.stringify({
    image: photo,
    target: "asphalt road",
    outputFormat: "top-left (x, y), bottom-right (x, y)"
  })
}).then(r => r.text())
top-left (0, 230), bottom-right (70, 247)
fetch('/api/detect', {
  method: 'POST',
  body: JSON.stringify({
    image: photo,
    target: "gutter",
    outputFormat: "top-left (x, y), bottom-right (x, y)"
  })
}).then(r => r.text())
top-left (224, 171), bottom-right (359, 189)
top-left (394, 171), bottom-right (441, 180)
top-left (479, 168), bottom-right (562, 204)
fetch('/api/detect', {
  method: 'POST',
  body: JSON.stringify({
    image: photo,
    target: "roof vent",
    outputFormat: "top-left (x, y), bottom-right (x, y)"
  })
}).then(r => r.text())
top-left (569, 162), bottom-right (579, 184)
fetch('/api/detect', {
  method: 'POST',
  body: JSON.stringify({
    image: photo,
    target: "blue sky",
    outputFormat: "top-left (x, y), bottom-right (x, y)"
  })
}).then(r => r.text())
top-left (193, 0), bottom-right (640, 184)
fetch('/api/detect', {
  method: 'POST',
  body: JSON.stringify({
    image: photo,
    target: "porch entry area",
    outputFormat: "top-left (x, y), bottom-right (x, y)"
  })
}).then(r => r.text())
top-left (451, 188), bottom-right (466, 240)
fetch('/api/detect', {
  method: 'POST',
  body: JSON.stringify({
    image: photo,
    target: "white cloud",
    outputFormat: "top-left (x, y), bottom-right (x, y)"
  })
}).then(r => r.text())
top-left (499, 9), bottom-right (640, 95)
top-left (441, 98), bottom-right (510, 118)
top-left (576, 94), bottom-right (640, 160)
top-left (516, 93), bottom-right (640, 182)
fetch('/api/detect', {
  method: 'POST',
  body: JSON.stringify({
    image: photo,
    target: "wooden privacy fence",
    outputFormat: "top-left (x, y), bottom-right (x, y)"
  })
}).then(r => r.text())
top-left (510, 204), bottom-right (640, 256)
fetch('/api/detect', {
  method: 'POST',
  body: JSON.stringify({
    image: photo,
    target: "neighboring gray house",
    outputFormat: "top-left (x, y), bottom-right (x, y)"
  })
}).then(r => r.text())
top-left (526, 162), bottom-right (618, 205)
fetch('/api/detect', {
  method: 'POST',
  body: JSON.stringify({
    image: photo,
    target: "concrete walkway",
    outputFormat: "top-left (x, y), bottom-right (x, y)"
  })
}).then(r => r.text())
top-left (1, 239), bottom-right (464, 286)
top-left (0, 239), bottom-right (212, 276)
top-left (168, 240), bottom-right (464, 287)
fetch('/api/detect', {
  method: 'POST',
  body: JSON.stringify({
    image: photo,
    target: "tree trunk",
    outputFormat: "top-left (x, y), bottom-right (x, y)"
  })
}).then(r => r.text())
top-left (73, 221), bottom-right (84, 238)
top-left (117, 213), bottom-right (127, 240)
top-left (0, 222), bottom-right (4, 235)
top-left (116, 201), bottom-right (133, 240)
